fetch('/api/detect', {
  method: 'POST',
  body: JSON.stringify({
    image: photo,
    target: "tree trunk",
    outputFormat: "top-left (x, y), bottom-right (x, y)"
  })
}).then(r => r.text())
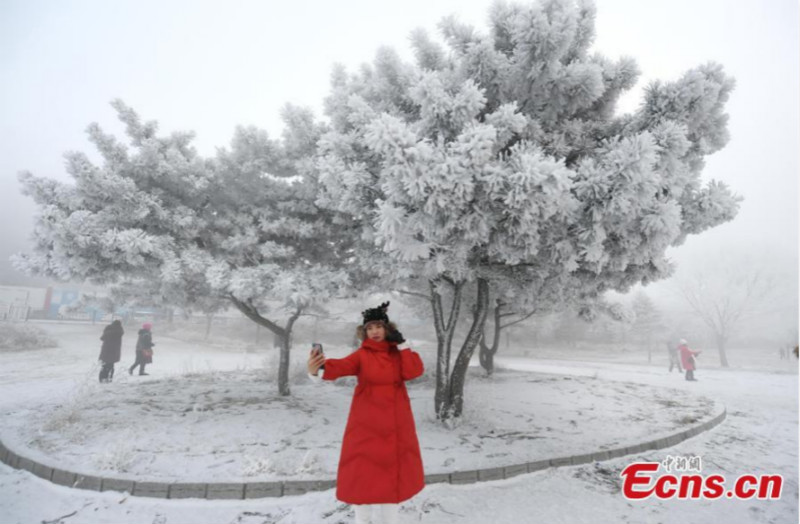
top-left (277, 331), bottom-right (292, 396)
top-left (230, 298), bottom-right (302, 396)
top-left (440, 278), bottom-right (490, 421)
top-left (715, 332), bottom-right (730, 368)
top-left (478, 335), bottom-right (493, 375)
top-left (478, 300), bottom-right (502, 376)
top-left (205, 314), bottom-right (214, 341)
top-left (430, 278), bottom-right (463, 420)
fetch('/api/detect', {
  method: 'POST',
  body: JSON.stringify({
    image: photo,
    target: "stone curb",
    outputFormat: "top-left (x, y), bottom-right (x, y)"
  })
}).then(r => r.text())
top-left (0, 406), bottom-right (727, 499)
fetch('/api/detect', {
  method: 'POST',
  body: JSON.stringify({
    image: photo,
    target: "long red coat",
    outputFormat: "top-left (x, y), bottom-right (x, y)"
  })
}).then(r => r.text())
top-left (321, 337), bottom-right (426, 504)
top-left (679, 343), bottom-right (699, 371)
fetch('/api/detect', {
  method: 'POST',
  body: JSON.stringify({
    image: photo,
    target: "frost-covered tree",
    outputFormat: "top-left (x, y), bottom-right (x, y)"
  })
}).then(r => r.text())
top-left (13, 100), bottom-right (360, 396)
top-left (471, 267), bottom-right (636, 374)
top-left (469, 269), bottom-right (584, 375)
top-left (630, 291), bottom-right (662, 362)
top-left (546, 298), bottom-right (631, 349)
top-left (674, 261), bottom-right (775, 367)
top-left (476, 288), bottom-right (540, 376)
top-left (315, 0), bottom-right (740, 420)
top-left (65, 278), bottom-right (180, 322)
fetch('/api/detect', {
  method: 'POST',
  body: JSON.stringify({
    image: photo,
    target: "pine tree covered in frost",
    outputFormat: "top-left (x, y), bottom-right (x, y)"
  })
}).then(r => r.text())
top-left (630, 291), bottom-right (662, 363)
top-left (14, 100), bottom-right (361, 396)
top-left (315, 0), bottom-right (741, 419)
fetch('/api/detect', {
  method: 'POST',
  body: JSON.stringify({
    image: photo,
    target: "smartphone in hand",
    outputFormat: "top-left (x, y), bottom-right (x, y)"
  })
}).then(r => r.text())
top-left (312, 343), bottom-right (323, 355)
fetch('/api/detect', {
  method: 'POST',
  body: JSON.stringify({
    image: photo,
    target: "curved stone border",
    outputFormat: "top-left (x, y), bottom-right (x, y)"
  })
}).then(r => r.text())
top-left (0, 406), bottom-right (726, 499)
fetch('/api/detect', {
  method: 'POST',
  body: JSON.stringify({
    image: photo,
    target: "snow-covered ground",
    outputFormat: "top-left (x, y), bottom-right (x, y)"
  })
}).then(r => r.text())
top-left (0, 322), bottom-right (797, 523)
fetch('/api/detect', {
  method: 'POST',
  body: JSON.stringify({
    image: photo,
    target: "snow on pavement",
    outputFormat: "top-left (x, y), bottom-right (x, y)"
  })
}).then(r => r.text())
top-left (0, 323), bottom-right (796, 523)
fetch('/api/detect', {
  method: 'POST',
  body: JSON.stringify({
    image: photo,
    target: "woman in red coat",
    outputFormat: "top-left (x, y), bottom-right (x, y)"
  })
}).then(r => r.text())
top-left (678, 338), bottom-right (701, 381)
top-left (307, 301), bottom-right (425, 524)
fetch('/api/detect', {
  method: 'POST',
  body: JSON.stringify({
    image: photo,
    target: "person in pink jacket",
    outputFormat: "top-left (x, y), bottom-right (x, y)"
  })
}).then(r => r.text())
top-left (678, 338), bottom-right (701, 381)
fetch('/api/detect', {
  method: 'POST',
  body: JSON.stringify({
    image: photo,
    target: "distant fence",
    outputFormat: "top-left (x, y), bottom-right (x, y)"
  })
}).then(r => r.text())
top-left (0, 304), bottom-right (31, 321)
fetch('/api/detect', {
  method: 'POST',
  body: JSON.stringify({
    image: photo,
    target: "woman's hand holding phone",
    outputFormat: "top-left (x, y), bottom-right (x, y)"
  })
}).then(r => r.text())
top-left (308, 345), bottom-right (325, 376)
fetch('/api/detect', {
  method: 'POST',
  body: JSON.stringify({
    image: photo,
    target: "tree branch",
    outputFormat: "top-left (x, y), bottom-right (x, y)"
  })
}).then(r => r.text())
top-left (228, 295), bottom-right (284, 334)
top-left (500, 309), bottom-right (538, 330)
top-left (393, 288), bottom-right (432, 302)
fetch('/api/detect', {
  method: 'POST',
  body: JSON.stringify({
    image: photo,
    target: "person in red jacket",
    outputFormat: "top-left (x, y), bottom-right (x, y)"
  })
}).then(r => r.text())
top-left (678, 338), bottom-right (701, 381)
top-left (307, 301), bottom-right (425, 524)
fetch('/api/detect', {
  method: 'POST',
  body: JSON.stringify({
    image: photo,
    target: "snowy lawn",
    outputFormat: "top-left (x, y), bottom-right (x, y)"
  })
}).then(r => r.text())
top-left (5, 367), bottom-right (716, 482)
top-left (0, 322), bottom-right (796, 524)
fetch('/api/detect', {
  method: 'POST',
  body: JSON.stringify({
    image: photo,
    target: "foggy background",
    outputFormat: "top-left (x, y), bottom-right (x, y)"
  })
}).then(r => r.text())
top-left (1, 0), bottom-right (797, 355)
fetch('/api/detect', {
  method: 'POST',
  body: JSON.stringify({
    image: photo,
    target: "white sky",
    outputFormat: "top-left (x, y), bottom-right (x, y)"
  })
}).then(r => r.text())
top-left (0, 0), bottom-right (798, 289)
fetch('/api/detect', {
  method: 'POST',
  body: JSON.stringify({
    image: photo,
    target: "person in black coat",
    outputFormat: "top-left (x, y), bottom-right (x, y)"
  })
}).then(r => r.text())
top-left (129, 322), bottom-right (155, 376)
top-left (98, 319), bottom-right (124, 383)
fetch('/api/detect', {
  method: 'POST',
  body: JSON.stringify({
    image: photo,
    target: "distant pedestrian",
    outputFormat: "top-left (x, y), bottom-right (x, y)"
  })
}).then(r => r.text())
top-left (678, 338), bottom-right (701, 382)
top-left (98, 319), bottom-right (124, 383)
top-left (129, 322), bottom-right (155, 376)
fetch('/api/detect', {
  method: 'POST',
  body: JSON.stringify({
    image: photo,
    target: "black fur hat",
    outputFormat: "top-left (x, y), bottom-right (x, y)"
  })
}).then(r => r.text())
top-left (361, 301), bottom-right (390, 326)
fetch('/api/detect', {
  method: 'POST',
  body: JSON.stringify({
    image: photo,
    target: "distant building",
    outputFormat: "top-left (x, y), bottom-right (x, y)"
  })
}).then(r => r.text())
top-left (0, 285), bottom-right (47, 320)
